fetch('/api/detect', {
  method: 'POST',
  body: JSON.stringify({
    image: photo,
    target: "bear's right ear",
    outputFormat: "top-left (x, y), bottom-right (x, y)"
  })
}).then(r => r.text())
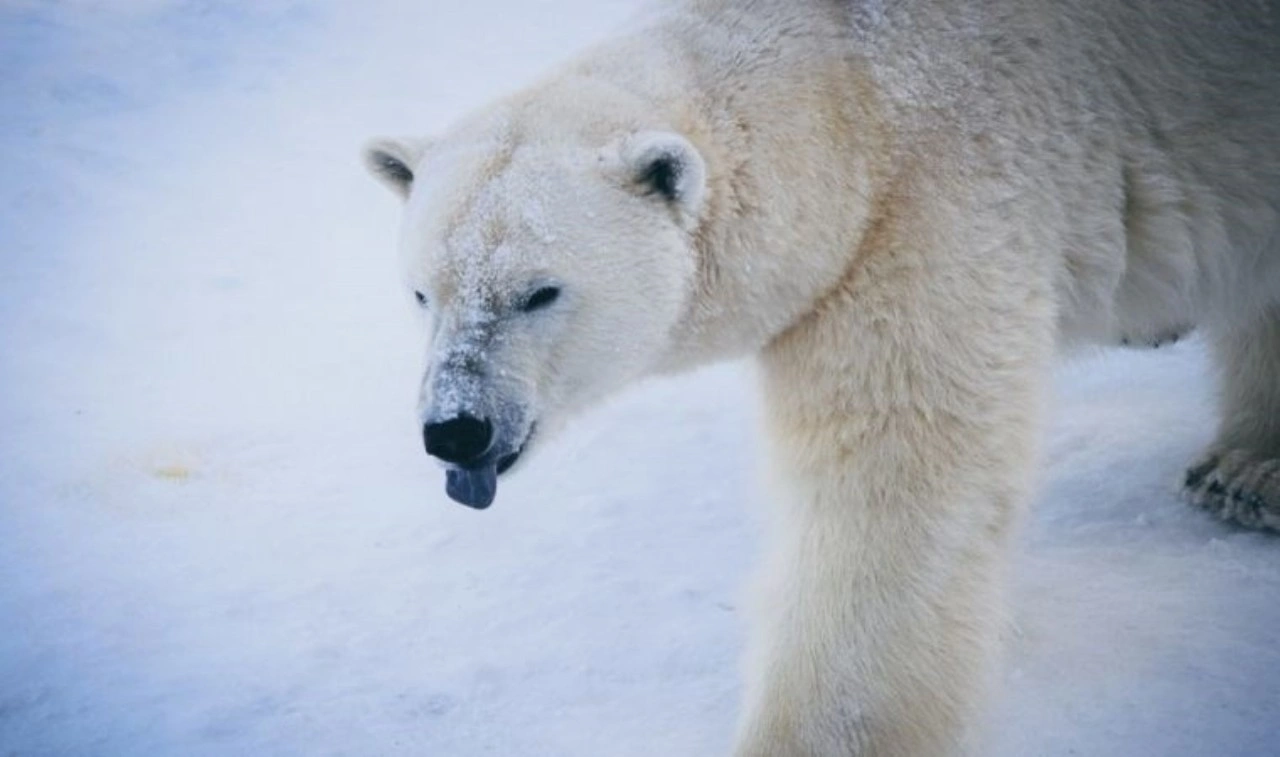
top-left (362, 137), bottom-right (430, 199)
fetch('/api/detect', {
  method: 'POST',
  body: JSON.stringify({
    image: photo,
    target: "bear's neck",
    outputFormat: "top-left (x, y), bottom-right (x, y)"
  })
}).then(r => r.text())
top-left (603, 2), bottom-right (902, 371)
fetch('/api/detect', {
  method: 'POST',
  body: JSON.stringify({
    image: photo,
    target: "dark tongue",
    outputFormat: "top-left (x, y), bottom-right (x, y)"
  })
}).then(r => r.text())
top-left (445, 464), bottom-right (498, 509)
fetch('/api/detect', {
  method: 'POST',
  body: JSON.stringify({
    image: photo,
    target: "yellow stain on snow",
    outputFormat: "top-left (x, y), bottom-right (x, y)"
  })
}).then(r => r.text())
top-left (152, 463), bottom-right (194, 482)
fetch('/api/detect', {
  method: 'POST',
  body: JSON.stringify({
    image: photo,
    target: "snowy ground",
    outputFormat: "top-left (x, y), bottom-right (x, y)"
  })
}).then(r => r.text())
top-left (2, 2), bottom-right (1278, 755)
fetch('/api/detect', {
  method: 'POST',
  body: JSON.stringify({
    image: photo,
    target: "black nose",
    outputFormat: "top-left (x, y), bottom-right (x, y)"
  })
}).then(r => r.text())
top-left (423, 413), bottom-right (494, 464)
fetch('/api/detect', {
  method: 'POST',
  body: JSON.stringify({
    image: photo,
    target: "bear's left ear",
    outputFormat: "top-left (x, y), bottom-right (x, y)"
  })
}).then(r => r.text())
top-left (362, 137), bottom-right (432, 199)
top-left (624, 132), bottom-right (707, 223)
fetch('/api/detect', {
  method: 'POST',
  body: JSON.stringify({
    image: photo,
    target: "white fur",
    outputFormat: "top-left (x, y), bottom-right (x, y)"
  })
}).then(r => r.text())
top-left (365, 0), bottom-right (1280, 753)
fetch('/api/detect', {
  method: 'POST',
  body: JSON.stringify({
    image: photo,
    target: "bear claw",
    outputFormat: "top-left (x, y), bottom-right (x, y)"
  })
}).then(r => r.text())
top-left (1119, 325), bottom-right (1193, 349)
top-left (1182, 449), bottom-right (1280, 533)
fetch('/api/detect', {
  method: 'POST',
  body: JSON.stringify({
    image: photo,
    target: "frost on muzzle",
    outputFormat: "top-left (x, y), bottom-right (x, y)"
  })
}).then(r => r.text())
top-left (418, 316), bottom-right (533, 510)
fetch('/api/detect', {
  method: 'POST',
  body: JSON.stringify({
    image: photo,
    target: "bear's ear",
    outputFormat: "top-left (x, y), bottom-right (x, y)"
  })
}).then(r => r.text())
top-left (362, 137), bottom-right (430, 199)
top-left (624, 132), bottom-right (707, 221)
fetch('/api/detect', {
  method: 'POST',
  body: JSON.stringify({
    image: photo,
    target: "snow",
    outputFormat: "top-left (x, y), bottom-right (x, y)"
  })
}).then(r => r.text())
top-left (1, 2), bottom-right (1277, 756)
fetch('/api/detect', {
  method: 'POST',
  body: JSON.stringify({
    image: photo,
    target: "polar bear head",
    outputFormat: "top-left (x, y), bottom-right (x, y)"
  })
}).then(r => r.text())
top-left (364, 73), bottom-right (869, 509)
top-left (364, 86), bottom-right (715, 509)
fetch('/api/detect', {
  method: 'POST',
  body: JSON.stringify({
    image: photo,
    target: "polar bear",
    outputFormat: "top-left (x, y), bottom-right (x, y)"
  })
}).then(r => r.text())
top-left (363, 0), bottom-right (1280, 753)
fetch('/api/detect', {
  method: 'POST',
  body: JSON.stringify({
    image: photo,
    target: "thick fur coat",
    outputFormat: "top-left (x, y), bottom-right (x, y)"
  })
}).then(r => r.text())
top-left (364, 0), bottom-right (1280, 753)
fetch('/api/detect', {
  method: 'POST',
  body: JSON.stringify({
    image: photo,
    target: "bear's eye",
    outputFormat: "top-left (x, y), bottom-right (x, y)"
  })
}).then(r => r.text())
top-left (521, 286), bottom-right (561, 313)
top-left (414, 290), bottom-right (428, 308)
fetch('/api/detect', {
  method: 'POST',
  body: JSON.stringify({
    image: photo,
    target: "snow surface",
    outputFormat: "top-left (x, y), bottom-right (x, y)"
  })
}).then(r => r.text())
top-left (1, 2), bottom-right (1277, 755)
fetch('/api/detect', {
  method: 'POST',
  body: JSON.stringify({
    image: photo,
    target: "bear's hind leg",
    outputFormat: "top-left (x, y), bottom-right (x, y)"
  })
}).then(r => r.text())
top-left (1184, 305), bottom-right (1280, 532)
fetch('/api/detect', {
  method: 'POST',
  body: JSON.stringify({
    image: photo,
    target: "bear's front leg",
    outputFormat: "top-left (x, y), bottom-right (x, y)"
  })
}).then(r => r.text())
top-left (735, 216), bottom-right (1054, 756)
